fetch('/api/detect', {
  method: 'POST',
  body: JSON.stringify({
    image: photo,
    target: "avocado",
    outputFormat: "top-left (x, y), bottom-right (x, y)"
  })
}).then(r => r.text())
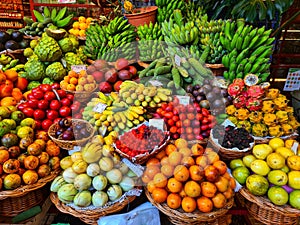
top-left (0, 31), bottom-right (10, 44)
top-left (18, 39), bottom-right (29, 49)
top-left (5, 40), bottom-right (19, 50)
top-left (11, 31), bottom-right (23, 42)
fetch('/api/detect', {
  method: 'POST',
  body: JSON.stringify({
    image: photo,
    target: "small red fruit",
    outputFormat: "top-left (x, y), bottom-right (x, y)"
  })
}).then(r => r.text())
top-left (33, 109), bottom-right (46, 120)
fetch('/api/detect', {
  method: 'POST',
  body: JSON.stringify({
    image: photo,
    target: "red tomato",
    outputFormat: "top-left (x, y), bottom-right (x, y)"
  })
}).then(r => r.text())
top-left (42, 119), bottom-right (53, 130)
top-left (200, 124), bottom-right (209, 131)
top-left (201, 108), bottom-right (210, 117)
top-left (169, 126), bottom-right (177, 134)
top-left (202, 117), bottom-right (209, 125)
top-left (17, 103), bottom-right (28, 111)
top-left (35, 120), bottom-right (42, 130)
top-left (53, 118), bottom-right (61, 124)
top-left (172, 115), bottom-right (179, 122)
top-left (51, 83), bottom-right (60, 89)
top-left (60, 98), bottom-right (71, 106)
top-left (50, 100), bottom-right (61, 110)
top-left (59, 106), bottom-right (71, 117)
top-left (156, 108), bottom-right (163, 115)
top-left (70, 103), bottom-right (80, 112)
top-left (39, 84), bottom-right (52, 92)
top-left (167, 119), bottom-right (174, 126)
top-left (175, 121), bottom-right (182, 128)
top-left (33, 109), bottom-right (46, 120)
top-left (47, 110), bottom-right (59, 120)
top-left (196, 113), bottom-right (203, 121)
top-left (32, 90), bottom-right (44, 99)
top-left (44, 91), bottom-right (56, 101)
top-left (37, 100), bottom-right (49, 110)
top-left (27, 99), bottom-right (39, 109)
top-left (161, 103), bottom-right (168, 110)
top-left (57, 89), bottom-right (67, 99)
top-left (164, 112), bottom-right (173, 119)
top-left (27, 93), bottom-right (35, 100)
top-left (23, 107), bottom-right (34, 117)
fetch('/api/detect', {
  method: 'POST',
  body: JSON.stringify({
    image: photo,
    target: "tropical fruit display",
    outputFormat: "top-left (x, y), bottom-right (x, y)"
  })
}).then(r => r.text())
top-left (143, 139), bottom-right (236, 213)
top-left (155, 0), bottom-right (185, 23)
top-left (230, 137), bottom-right (300, 209)
top-left (50, 136), bottom-right (140, 207)
top-left (226, 77), bottom-right (300, 138)
top-left (69, 16), bottom-right (94, 38)
top-left (0, 106), bottom-right (61, 190)
top-left (0, 30), bottom-right (29, 51)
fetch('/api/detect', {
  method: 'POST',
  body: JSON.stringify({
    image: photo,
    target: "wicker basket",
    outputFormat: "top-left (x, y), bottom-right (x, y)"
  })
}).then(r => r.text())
top-left (62, 85), bottom-right (98, 103)
top-left (252, 132), bottom-right (298, 144)
top-left (208, 135), bottom-right (253, 160)
top-left (50, 190), bottom-right (138, 225)
top-left (239, 188), bottom-right (300, 225)
top-left (0, 168), bottom-right (60, 201)
top-left (205, 64), bottom-right (226, 77)
top-left (145, 188), bottom-right (234, 225)
top-left (48, 119), bottom-right (95, 150)
top-left (114, 135), bottom-right (170, 165)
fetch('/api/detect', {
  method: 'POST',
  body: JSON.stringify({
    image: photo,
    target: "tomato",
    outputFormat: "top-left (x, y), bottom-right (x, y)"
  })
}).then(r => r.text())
top-left (23, 107), bottom-right (34, 117)
top-left (193, 120), bottom-right (200, 127)
top-left (42, 119), bottom-right (53, 130)
top-left (49, 100), bottom-right (61, 110)
top-left (46, 110), bottom-right (59, 120)
top-left (44, 91), bottom-right (56, 101)
top-left (57, 89), bottom-right (67, 99)
top-left (17, 103), bottom-right (28, 111)
top-left (35, 120), bottom-right (42, 130)
top-left (32, 90), bottom-right (44, 99)
top-left (194, 128), bottom-right (201, 135)
top-left (60, 98), bottom-right (71, 106)
top-left (27, 99), bottom-right (39, 109)
top-left (161, 103), bottom-right (168, 110)
top-left (169, 126), bottom-right (177, 134)
top-left (156, 108), bottom-right (163, 115)
top-left (165, 105), bottom-right (173, 112)
top-left (59, 106), bottom-right (71, 117)
top-left (27, 93), bottom-right (35, 100)
top-left (39, 84), bottom-right (52, 93)
top-left (164, 112), bottom-right (173, 119)
top-left (33, 109), bottom-right (45, 120)
top-left (200, 124), bottom-right (209, 131)
top-left (196, 113), bottom-right (203, 121)
top-left (175, 121), bottom-right (182, 128)
top-left (173, 108), bottom-right (179, 115)
top-left (202, 117), bottom-right (209, 125)
top-left (128, 66), bottom-right (137, 78)
top-left (167, 119), bottom-right (174, 126)
top-left (172, 133), bottom-right (180, 140)
top-left (172, 115), bottom-right (179, 122)
top-left (53, 118), bottom-right (61, 124)
top-left (201, 108), bottom-right (210, 117)
top-left (66, 93), bottom-right (74, 102)
top-left (37, 100), bottom-right (49, 110)
top-left (51, 83), bottom-right (60, 90)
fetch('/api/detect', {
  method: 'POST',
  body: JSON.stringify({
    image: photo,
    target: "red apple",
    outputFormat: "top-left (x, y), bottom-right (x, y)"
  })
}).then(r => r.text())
top-left (39, 84), bottom-right (52, 92)
top-left (51, 83), bottom-right (60, 90)
top-left (23, 107), bottom-right (34, 117)
top-left (128, 65), bottom-right (137, 78)
top-left (113, 80), bottom-right (123, 92)
top-left (99, 81), bottom-right (112, 93)
top-left (47, 109), bottom-right (59, 120)
top-left (33, 109), bottom-right (46, 120)
top-left (60, 98), bottom-right (71, 106)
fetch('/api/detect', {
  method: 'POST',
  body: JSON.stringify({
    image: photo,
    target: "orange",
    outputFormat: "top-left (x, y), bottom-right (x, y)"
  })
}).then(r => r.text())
top-left (181, 196), bottom-right (196, 213)
top-left (167, 177), bottom-right (182, 193)
top-left (66, 84), bottom-right (76, 91)
top-left (146, 158), bottom-right (160, 167)
top-left (165, 144), bottom-right (177, 156)
top-left (68, 70), bottom-right (77, 77)
top-left (141, 173), bottom-right (151, 184)
top-left (181, 156), bottom-right (195, 167)
top-left (69, 77), bottom-right (78, 85)
top-left (168, 151), bottom-right (182, 166)
top-left (223, 187), bottom-right (234, 199)
top-left (167, 193), bottom-right (182, 209)
top-left (78, 16), bottom-right (86, 23)
top-left (79, 22), bottom-right (87, 30)
top-left (160, 156), bottom-right (169, 166)
top-left (201, 181), bottom-right (217, 198)
top-left (213, 160), bottom-right (227, 175)
top-left (189, 165), bottom-right (204, 181)
top-left (153, 173), bottom-right (167, 188)
top-left (63, 76), bottom-right (70, 82)
top-left (212, 193), bottom-right (227, 209)
top-left (155, 150), bottom-right (166, 160)
top-left (144, 165), bottom-right (160, 179)
top-left (147, 180), bottom-right (156, 193)
top-left (197, 196), bottom-right (213, 213)
top-left (178, 147), bottom-right (192, 157)
top-left (195, 155), bottom-right (208, 168)
top-left (174, 138), bottom-right (188, 148)
top-left (4, 69), bottom-right (18, 81)
top-left (174, 165), bottom-right (189, 182)
top-left (184, 180), bottom-right (201, 198)
top-left (205, 151), bottom-right (220, 164)
top-left (161, 164), bottom-right (174, 177)
top-left (152, 188), bottom-right (168, 203)
top-left (214, 176), bottom-right (229, 192)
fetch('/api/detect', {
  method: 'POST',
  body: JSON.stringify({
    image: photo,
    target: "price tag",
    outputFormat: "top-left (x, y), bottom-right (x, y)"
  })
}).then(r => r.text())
top-left (176, 95), bottom-right (190, 105)
top-left (71, 65), bottom-right (87, 73)
top-left (175, 54), bottom-right (181, 66)
top-left (98, 125), bottom-right (107, 136)
top-left (149, 119), bottom-right (165, 131)
top-left (93, 103), bottom-right (107, 113)
top-left (291, 141), bottom-right (299, 154)
top-left (68, 146), bottom-right (81, 155)
top-left (149, 80), bottom-right (163, 87)
top-left (122, 158), bottom-right (144, 177)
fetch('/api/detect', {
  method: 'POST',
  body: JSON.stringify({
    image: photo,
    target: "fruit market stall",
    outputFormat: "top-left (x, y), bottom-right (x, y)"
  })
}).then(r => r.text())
top-left (0, 0), bottom-right (300, 224)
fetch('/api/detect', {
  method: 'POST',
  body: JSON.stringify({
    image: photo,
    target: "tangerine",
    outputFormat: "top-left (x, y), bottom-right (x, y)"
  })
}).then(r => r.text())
top-left (147, 180), bottom-right (156, 193)
top-left (156, 150), bottom-right (166, 160)
top-left (229, 177), bottom-right (236, 190)
top-left (223, 187), bottom-right (234, 199)
top-left (212, 193), bottom-right (227, 209)
top-left (4, 69), bottom-right (18, 81)
top-left (167, 177), bottom-right (183, 193)
top-left (178, 147), bottom-right (192, 157)
top-left (146, 158), bottom-right (160, 167)
top-left (167, 193), bottom-right (182, 209)
top-left (165, 144), bottom-right (177, 156)
top-left (174, 138), bottom-right (188, 148)
top-left (189, 165), bottom-right (204, 181)
top-left (145, 165), bottom-right (160, 179)
top-left (160, 156), bottom-right (169, 166)
top-left (201, 181), bottom-right (217, 198)
top-left (197, 196), bottom-right (213, 213)
top-left (152, 188), bottom-right (168, 203)
top-left (141, 173), bottom-right (151, 184)
top-left (195, 155), bottom-right (208, 168)
top-left (181, 196), bottom-right (197, 213)
top-left (184, 180), bottom-right (201, 198)
top-left (179, 188), bottom-right (187, 198)
top-left (153, 173), bottom-right (167, 188)
top-left (205, 151), bottom-right (220, 164)
top-left (174, 165), bottom-right (189, 182)
top-left (213, 160), bottom-right (227, 175)
top-left (181, 156), bottom-right (195, 167)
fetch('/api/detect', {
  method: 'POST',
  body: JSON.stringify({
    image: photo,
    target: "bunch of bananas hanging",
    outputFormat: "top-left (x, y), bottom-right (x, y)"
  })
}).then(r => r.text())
top-left (0, 54), bottom-right (23, 72)
top-left (196, 19), bottom-right (225, 34)
top-left (137, 22), bottom-right (165, 62)
top-left (155, 0), bottom-right (185, 23)
top-left (84, 17), bottom-right (136, 62)
top-left (183, 1), bottom-right (206, 21)
top-left (220, 19), bottom-right (275, 83)
top-left (139, 56), bottom-right (213, 93)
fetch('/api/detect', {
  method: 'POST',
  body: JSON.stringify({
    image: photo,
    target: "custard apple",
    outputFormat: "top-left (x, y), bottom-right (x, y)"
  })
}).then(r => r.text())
top-left (68, 35), bottom-right (79, 50)
top-left (77, 46), bottom-right (87, 62)
top-left (46, 62), bottom-right (66, 81)
top-left (34, 35), bottom-right (62, 62)
top-left (64, 52), bottom-right (84, 70)
top-left (24, 58), bottom-right (45, 81)
top-left (58, 38), bottom-right (73, 53)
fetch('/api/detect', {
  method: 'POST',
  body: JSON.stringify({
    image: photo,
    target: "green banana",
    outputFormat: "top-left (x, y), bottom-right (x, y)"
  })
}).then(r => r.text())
top-left (56, 14), bottom-right (73, 27)
top-left (33, 10), bottom-right (44, 23)
top-left (54, 7), bottom-right (67, 22)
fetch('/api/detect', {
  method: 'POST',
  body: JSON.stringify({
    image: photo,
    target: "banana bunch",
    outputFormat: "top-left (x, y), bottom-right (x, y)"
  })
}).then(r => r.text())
top-left (220, 19), bottom-right (275, 83)
top-left (0, 54), bottom-right (22, 72)
top-left (183, 1), bottom-right (206, 21)
top-left (156, 0), bottom-right (185, 23)
top-left (137, 22), bottom-right (165, 62)
top-left (196, 19), bottom-right (225, 34)
top-left (84, 17), bottom-right (136, 61)
top-left (162, 18), bottom-right (199, 46)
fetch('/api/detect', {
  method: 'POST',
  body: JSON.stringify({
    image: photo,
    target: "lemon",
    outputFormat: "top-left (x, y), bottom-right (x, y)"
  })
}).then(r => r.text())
top-left (250, 159), bottom-right (270, 176)
top-left (269, 137), bottom-right (285, 150)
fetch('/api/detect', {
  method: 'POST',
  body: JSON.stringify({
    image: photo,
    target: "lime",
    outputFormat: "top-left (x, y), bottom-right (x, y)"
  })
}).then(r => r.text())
top-left (229, 159), bottom-right (245, 170)
top-left (232, 166), bottom-right (250, 185)
top-left (268, 186), bottom-right (288, 206)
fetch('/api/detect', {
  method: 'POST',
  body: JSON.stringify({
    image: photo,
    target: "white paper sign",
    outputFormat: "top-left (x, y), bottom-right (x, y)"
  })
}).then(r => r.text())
top-left (291, 141), bottom-right (299, 154)
top-left (71, 65), bottom-right (87, 73)
top-left (98, 125), bottom-right (107, 136)
top-left (93, 103), bottom-right (107, 113)
top-left (284, 68), bottom-right (300, 91)
top-left (122, 158), bottom-right (144, 177)
top-left (175, 54), bottom-right (181, 66)
top-left (149, 119), bottom-right (165, 131)
top-left (149, 80), bottom-right (163, 87)
top-left (176, 95), bottom-right (190, 105)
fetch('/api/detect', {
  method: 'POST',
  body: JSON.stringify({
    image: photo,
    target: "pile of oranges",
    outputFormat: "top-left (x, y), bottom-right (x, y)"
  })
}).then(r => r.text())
top-left (60, 70), bottom-right (97, 92)
top-left (69, 16), bottom-right (93, 37)
top-left (143, 139), bottom-right (236, 213)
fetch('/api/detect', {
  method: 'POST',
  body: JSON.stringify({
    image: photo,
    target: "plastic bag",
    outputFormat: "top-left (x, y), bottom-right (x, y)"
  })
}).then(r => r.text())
top-left (97, 202), bottom-right (160, 225)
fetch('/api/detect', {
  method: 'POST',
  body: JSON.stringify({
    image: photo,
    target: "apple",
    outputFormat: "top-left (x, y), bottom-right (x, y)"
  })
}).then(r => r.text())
top-left (66, 94), bottom-right (74, 102)
top-left (35, 120), bottom-right (42, 130)
top-left (50, 100), bottom-right (61, 110)
top-left (99, 82), bottom-right (112, 93)
top-left (93, 59), bottom-right (108, 70)
top-left (87, 65), bottom-right (97, 75)
top-left (113, 80), bottom-right (123, 92)
top-left (51, 83), bottom-right (60, 90)
top-left (115, 58), bottom-right (129, 71)
top-left (92, 71), bottom-right (105, 83)
top-left (104, 69), bottom-right (118, 83)
top-left (128, 66), bottom-right (137, 78)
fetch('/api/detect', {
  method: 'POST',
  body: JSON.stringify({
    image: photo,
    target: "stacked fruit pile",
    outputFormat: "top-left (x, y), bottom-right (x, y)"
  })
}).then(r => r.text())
top-left (69, 16), bottom-right (94, 38)
top-left (143, 139), bottom-right (236, 213)
top-left (84, 17), bottom-right (136, 61)
top-left (0, 106), bottom-right (61, 190)
top-left (226, 77), bottom-right (300, 138)
top-left (17, 84), bottom-right (83, 131)
top-left (51, 137), bottom-right (139, 207)
top-left (231, 137), bottom-right (300, 209)
top-left (155, 0), bottom-right (185, 23)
